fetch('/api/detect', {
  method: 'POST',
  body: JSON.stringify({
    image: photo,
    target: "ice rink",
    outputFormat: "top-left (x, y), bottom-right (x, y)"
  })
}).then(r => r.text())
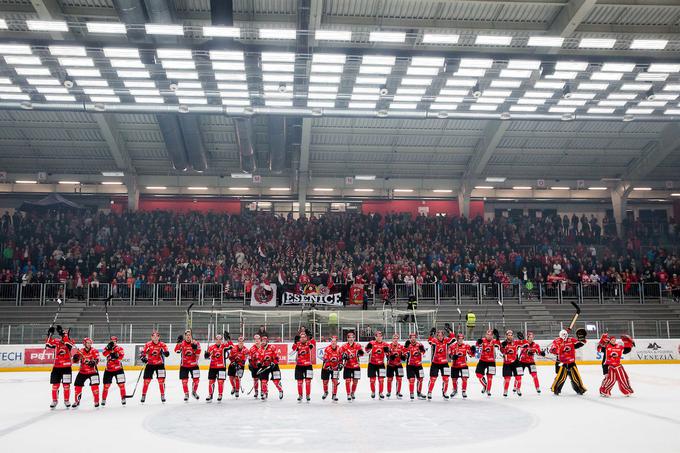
top-left (0, 364), bottom-right (678, 453)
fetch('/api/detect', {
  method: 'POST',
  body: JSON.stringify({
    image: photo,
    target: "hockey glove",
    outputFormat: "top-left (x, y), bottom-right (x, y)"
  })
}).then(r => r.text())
top-left (56, 325), bottom-right (64, 336)
top-left (404, 340), bottom-right (410, 348)
top-left (492, 329), bottom-right (500, 340)
top-left (176, 335), bottom-right (184, 343)
top-left (383, 346), bottom-right (390, 353)
top-left (223, 331), bottom-right (231, 341)
top-left (204, 351), bottom-right (211, 360)
top-left (576, 328), bottom-right (587, 341)
top-left (140, 356), bottom-right (148, 364)
top-left (191, 342), bottom-right (198, 350)
top-left (517, 331), bottom-right (524, 341)
top-left (106, 341), bottom-right (115, 350)
top-left (47, 326), bottom-right (55, 336)
top-left (72, 355), bottom-right (80, 363)
top-left (429, 327), bottom-right (437, 336)
top-left (162, 350), bottom-right (170, 357)
top-left (444, 323), bottom-right (453, 333)
top-left (110, 352), bottom-right (119, 360)
top-left (357, 350), bottom-right (364, 357)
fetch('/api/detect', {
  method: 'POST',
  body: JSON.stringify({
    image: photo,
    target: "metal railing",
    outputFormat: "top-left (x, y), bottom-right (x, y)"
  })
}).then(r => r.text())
top-left (391, 282), bottom-right (676, 305)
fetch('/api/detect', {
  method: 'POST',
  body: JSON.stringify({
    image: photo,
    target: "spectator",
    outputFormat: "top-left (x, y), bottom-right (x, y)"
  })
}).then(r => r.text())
top-left (465, 310), bottom-right (476, 339)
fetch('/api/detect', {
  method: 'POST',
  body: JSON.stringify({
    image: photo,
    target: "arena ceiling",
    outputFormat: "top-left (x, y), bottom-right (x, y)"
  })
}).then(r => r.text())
top-left (0, 0), bottom-right (680, 199)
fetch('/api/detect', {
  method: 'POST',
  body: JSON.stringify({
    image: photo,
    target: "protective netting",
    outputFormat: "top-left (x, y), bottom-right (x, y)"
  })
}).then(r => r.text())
top-left (189, 308), bottom-right (437, 343)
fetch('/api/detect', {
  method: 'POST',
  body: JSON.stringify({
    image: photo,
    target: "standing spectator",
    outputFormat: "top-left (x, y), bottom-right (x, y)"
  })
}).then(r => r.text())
top-left (465, 310), bottom-right (476, 339)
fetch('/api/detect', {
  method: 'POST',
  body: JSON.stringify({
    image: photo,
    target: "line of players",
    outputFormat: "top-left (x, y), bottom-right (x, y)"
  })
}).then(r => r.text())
top-left (44, 323), bottom-right (635, 408)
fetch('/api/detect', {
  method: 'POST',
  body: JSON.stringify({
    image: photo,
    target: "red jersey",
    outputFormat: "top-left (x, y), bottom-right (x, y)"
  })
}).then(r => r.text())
top-left (428, 333), bottom-right (455, 365)
top-left (103, 345), bottom-right (125, 372)
top-left (322, 344), bottom-right (343, 370)
top-left (339, 342), bottom-right (364, 369)
top-left (230, 345), bottom-right (248, 366)
top-left (141, 341), bottom-right (168, 366)
top-left (478, 338), bottom-right (501, 362)
top-left (550, 337), bottom-right (584, 365)
top-left (387, 343), bottom-right (405, 367)
top-left (75, 347), bottom-right (99, 374)
top-left (174, 340), bottom-right (201, 368)
top-left (603, 343), bottom-right (627, 367)
top-left (248, 345), bottom-right (262, 368)
top-left (519, 341), bottom-right (542, 364)
top-left (292, 340), bottom-right (315, 366)
top-left (45, 336), bottom-right (74, 368)
top-left (366, 340), bottom-right (389, 365)
top-left (449, 342), bottom-right (474, 368)
top-left (206, 343), bottom-right (231, 369)
top-left (259, 344), bottom-right (280, 368)
top-left (404, 340), bottom-right (426, 367)
top-left (500, 339), bottom-right (522, 364)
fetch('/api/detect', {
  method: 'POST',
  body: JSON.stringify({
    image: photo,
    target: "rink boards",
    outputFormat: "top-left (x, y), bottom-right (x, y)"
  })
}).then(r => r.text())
top-left (1, 338), bottom-right (678, 371)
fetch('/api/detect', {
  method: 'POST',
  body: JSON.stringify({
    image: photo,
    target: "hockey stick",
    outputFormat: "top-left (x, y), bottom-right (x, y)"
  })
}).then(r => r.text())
top-left (103, 295), bottom-right (113, 339)
top-left (43, 298), bottom-right (63, 355)
top-left (568, 301), bottom-right (581, 330)
top-left (126, 364), bottom-right (145, 399)
top-left (186, 303), bottom-right (194, 330)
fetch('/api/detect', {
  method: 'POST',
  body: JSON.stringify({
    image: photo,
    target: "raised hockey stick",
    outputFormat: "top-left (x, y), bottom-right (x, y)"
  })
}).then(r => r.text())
top-left (568, 301), bottom-right (581, 330)
top-left (43, 298), bottom-right (63, 355)
top-left (186, 303), bottom-right (195, 330)
top-left (103, 295), bottom-right (113, 339)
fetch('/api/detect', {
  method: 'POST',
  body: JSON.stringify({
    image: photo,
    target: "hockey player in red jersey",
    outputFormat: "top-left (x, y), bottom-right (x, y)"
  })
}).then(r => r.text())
top-left (45, 325), bottom-right (74, 409)
top-left (248, 334), bottom-right (263, 398)
top-left (518, 331), bottom-right (544, 394)
top-left (449, 332), bottom-right (475, 398)
top-left (175, 329), bottom-right (201, 402)
top-left (427, 324), bottom-right (455, 399)
top-left (293, 331), bottom-right (316, 401)
top-left (500, 330), bottom-right (523, 397)
top-left (140, 330), bottom-right (169, 403)
top-left (102, 336), bottom-right (126, 406)
top-left (599, 335), bottom-right (635, 397)
top-left (550, 329), bottom-right (587, 395)
top-left (228, 335), bottom-right (248, 397)
top-left (404, 332), bottom-right (426, 400)
top-left (476, 329), bottom-right (501, 396)
top-left (72, 337), bottom-right (100, 408)
top-left (204, 333), bottom-right (232, 402)
top-left (258, 335), bottom-right (284, 400)
top-left (365, 330), bottom-right (390, 399)
top-left (386, 333), bottom-right (406, 399)
top-left (339, 331), bottom-right (364, 401)
top-left (321, 336), bottom-right (343, 401)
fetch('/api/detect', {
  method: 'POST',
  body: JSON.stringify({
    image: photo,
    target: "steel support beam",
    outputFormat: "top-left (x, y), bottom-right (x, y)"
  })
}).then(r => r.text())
top-left (625, 123), bottom-right (680, 180)
top-left (464, 120), bottom-right (511, 179)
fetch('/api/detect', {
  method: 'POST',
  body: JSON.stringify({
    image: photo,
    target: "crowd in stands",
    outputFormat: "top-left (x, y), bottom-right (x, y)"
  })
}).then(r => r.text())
top-left (0, 209), bottom-right (679, 300)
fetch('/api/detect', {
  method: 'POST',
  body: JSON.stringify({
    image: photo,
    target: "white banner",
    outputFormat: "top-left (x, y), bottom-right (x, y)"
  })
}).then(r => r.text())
top-left (250, 283), bottom-right (277, 307)
top-left (282, 292), bottom-right (343, 306)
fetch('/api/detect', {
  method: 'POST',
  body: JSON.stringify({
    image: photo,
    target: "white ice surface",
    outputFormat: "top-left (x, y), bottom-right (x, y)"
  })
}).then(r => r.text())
top-left (0, 365), bottom-right (679, 453)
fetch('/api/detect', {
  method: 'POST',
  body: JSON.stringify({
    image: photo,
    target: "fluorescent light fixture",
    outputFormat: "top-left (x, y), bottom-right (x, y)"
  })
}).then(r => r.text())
top-left (157, 48), bottom-right (192, 59)
top-left (591, 72), bottom-right (623, 81)
top-left (598, 100), bottom-right (627, 107)
top-left (0, 19), bottom-right (7, 29)
top-left (49, 46), bottom-right (86, 56)
top-left (83, 88), bottom-right (115, 95)
top-left (87, 22), bottom-right (126, 34)
top-left (264, 100), bottom-right (292, 107)
top-left (75, 79), bottom-right (108, 87)
top-left (429, 104), bottom-right (458, 110)
top-left (486, 177), bottom-right (506, 182)
top-left (359, 65), bottom-right (392, 75)
top-left (355, 175), bottom-right (376, 180)
top-left (309, 75), bottom-right (340, 84)
top-left (221, 99), bottom-right (250, 106)
top-left (58, 57), bottom-right (94, 67)
top-left (134, 97), bottom-right (164, 104)
top-left (555, 61), bottom-right (588, 71)
top-left (460, 58), bottom-right (493, 68)
top-left (146, 186), bottom-right (167, 190)
top-left (162, 60), bottom-right (195, 70)
top-left (588, 187), bottom-right (607, 191)
top-left (123, 80), bottom-right (154, 88)
top-left (307, 101), bottom-right (334, 108)
top-left (315, 30), bottom-right (352, 41)
top-left (166, 71), bottom-right (198, 80)
top-left (270, 187), bottom-right (290, 191)
top-left (129, 89), bottom-right (160, 96)
top-left (546, 71), bottom-right (578, 79)
top-left (534, 81), bottom-right (564, 89)
top-left (262, 73), bottom-right (294, 83)
top-left (145, 24), bottom-right (184, 35)
top-left (410, 57), bottom-right (444, 67)
top-left (101, 181), bottom-right (123, 185)
top-left (400, 78), bottom-right (432, 86)
top-left (588, 107), bottom-right (615, 114)
top-left (500, 69), bottom-right (532, 78)
top-left (579, 38), bottom-right (616, 48)
top-left (178, 97), bottom-right (208, 104)
top-left (621, 83), bottom-right (652, 91)
top-left (219, 91), bottom-right (249, 98)
top-left (477, 97), bottom-right (506, 104)
top-left (474, 186), bottom-right (494, 190)
top-left (0, 93), bottom-right (28, 100)
top-left (392, 95), bottom-right (421, 102)
top-left (508, 60), bottom-right (541, 70)
top-left (351, 94), bottom-right (379, 101)
top-left (354, 188), bottom-right (375, 193)
top-left (510, 105), bottom-right (537, 112)
top-left (109, 59), bottom-right (144, 68)
top-left (551, 186), bottom-right (570, 190)
top-left (636, 73), bottom-right (668, 82)
top-left (397, 87), bottom-right (427, 95)
top-left (490, 80), bottom-right (522, 88)
top-left (16, 180), bottom-right (37, 184)
top-left (394, 189), bottom-right (413, 193)
top-left (638, 101), bottom-right (667, 107)
top-left (630, 39), bottom-right (667, 50)
top-left (262, 63), bottom-right (295, 72)
top-left (470, 104), bottom-right (498, 111)
top-left (103, 47), bottom-right (139, 58)
top-left (203, 26), bottom-right (239, 37)
top-left (209, 51), bottom-right (244, 61)
top-left (348, 102), bottom-right (376, 109)
top-left (15, 67), bottom-right (50, 76)
top-left (407, 67), bottom-right (439, 76)
top-left (308, 92), bottom-right (337, 100)
top-left (66, 68), bottom-right (100, 77)
top-left (390, 103), bottom-right (418, 109)
top-left (446, 79), bottom-right (478, 88)
top-left (422, 33), bottom-right (459, 44)
top-left (369, 31), bottom-right (405, 42)
top-left (549, 106), bottom-right (576, 113)
top-left (648, 63), bottom-right (680, 73)
top-left (524, 91), bottom-right (554, 98)
top-left (672, 193), bottom-right (680, 196)
top-left (102, 171), bottom-right (124, 177)
top-left (261, 52), bottom-right (295, 62)
top-left (313, 54), bottom-right (346, 64)
top-left (25, 77), bottom-right (59, 85)
top-left (259, 28), bottom-right (296, 39)
top-left (0, 44), bottom-right (32, 55)
top-left (432, 189), bottom-right (453, 193)
top-left (626, 108), bottom-right (653, 114)
top-left (483, 90), bottom-right (512, 97)
top-left (218, 83), bottom-right (248, 91)
top-left (314, 188), bottom-right (334, 192)
top-left (558, 99), bottom-right (586, 106)
top-left (454, 68), bottom-right (486, 77)
top-left (527, 36), bottom-right (564, 47)
top-left (608, 93), bottom-right (637, 100)
top-left (578, 82), bottom-right (608, 91)
top-left (601, 62), bottom-right (635, 72)
top-left (353, 77), bottom-right (386, 86)
top-left (187, 186), bottom-right (208, 190)
top-left (89, 96), bottom-right (119, 103)
top-left (117, 70), bottom-right (150, 78)
top-left (228, 187), bottom-right (250, 191)
top-left (35, 87), bottom-right (66, 94)
top-left (512, 186), bottom-right (532, 190)
top-left (0, 78), bottom-right (12, 84)
top-left (517, 98), bottom-right (546, 105)
top-left (27, 20), bottom-right (68, 32)
top-left (214, 72), bottom-right (247, 81)
top-left (4, 56), bottom-right (41, 65)
top-left (568, 92), bottom-right (597, 100)
top-left (633, 187), bottom-right (652, 191)
top-left (476, 35), bottom-right (512, 45)
top-left (58, 181), bottom-right (80, 185)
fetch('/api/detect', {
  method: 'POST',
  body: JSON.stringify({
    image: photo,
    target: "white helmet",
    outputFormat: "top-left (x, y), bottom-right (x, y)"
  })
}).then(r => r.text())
top-left (559, 330), bottom-right (568, 340)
